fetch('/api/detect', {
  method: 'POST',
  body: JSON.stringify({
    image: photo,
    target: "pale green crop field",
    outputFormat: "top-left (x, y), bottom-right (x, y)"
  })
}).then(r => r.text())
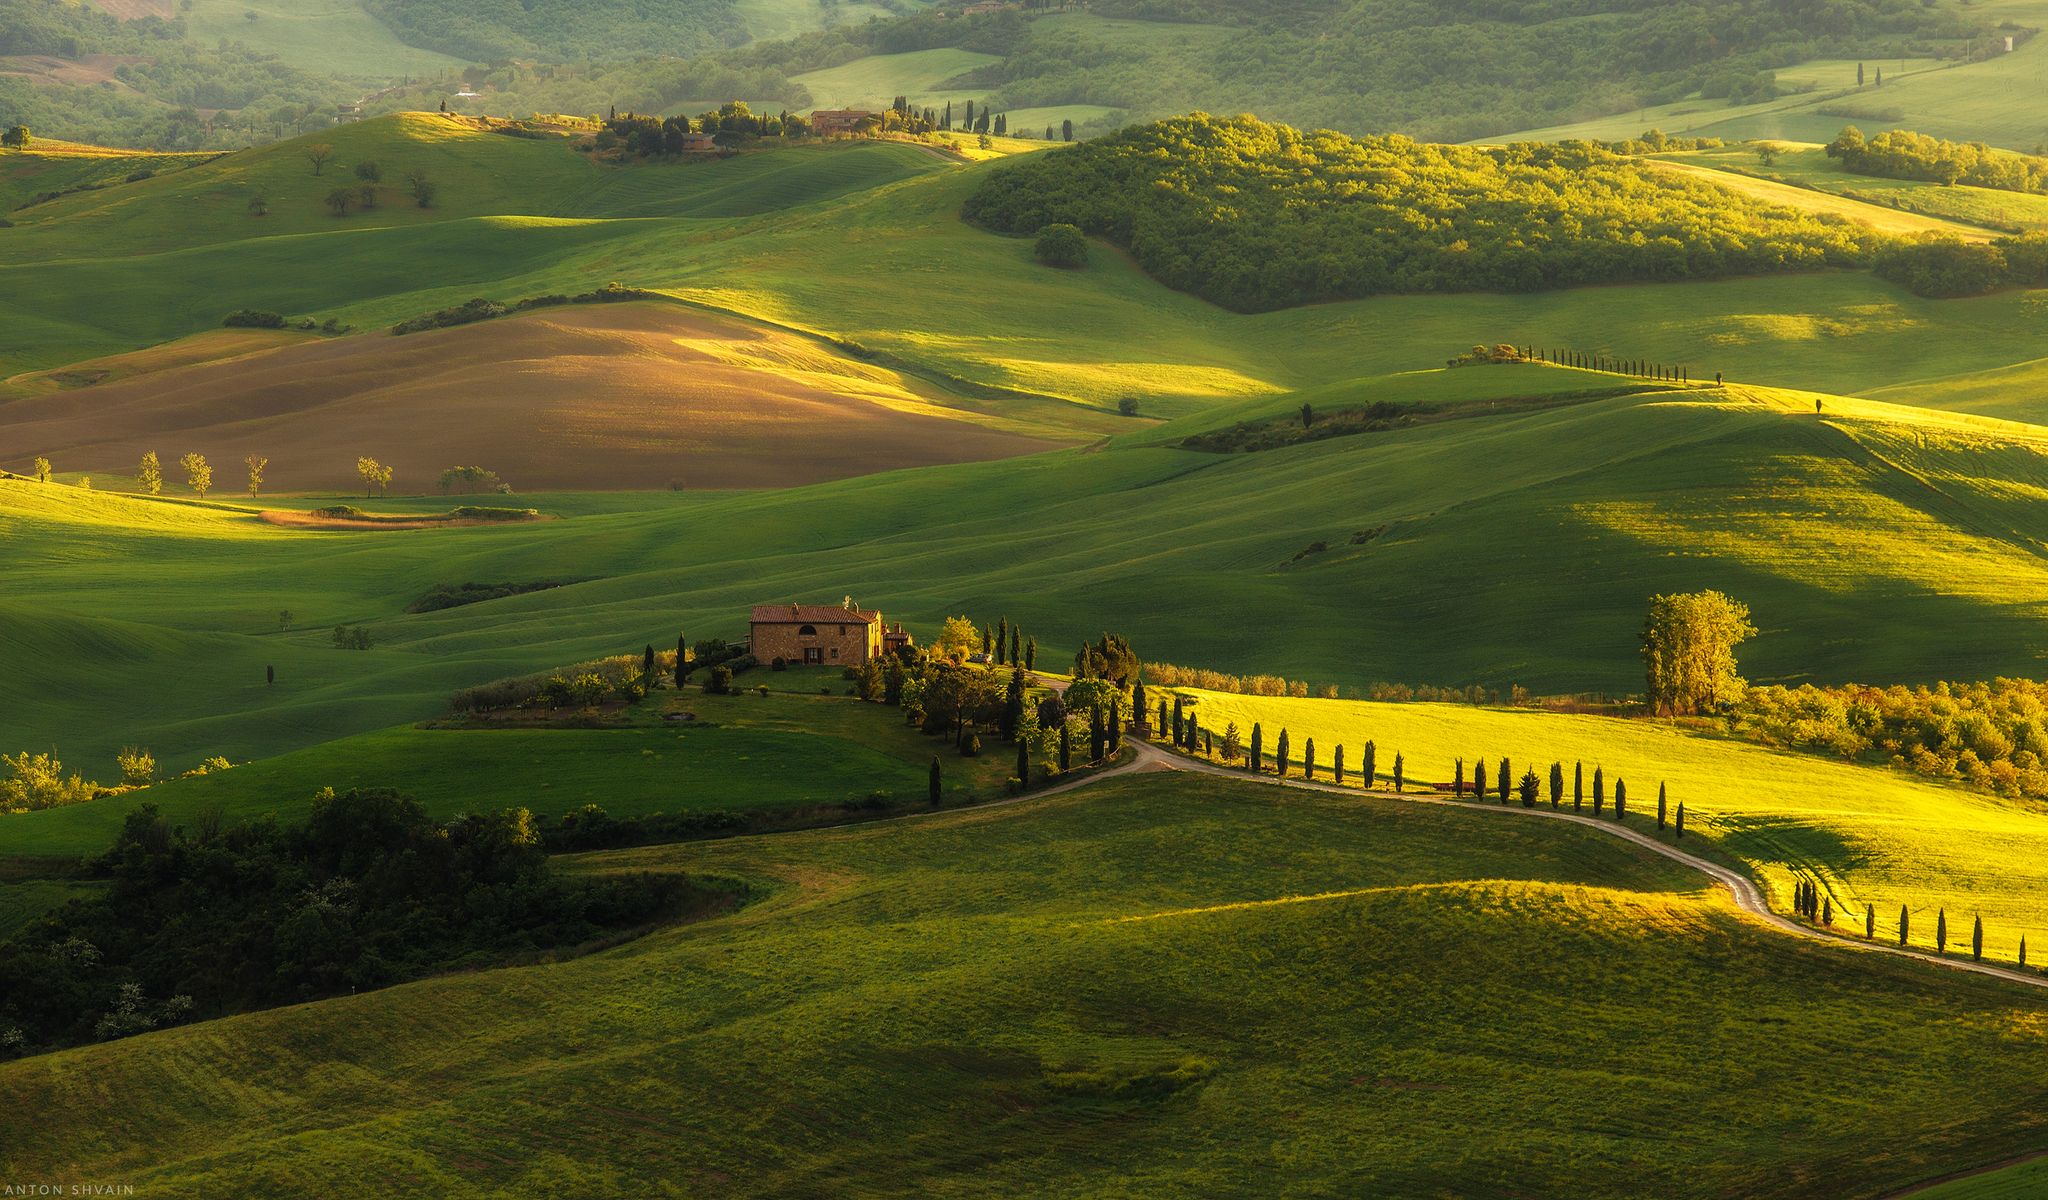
top-left (1864, 351), bottom-right (2048, 425)
top-left (788, 47), bottom-right (1000, 112)
top-left (8, 770), bottom-right (2048, 1198)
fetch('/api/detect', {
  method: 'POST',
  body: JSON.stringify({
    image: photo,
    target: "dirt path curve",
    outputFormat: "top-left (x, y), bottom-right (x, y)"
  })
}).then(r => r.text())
top-left (1110, 738), bottom-right (2048, 992)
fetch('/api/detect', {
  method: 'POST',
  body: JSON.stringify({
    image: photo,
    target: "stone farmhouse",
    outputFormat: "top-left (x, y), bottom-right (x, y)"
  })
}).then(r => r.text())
top-left (810, 109), bottom-right (877, 135)
top-left (749, 600), bottom-right (913, 666)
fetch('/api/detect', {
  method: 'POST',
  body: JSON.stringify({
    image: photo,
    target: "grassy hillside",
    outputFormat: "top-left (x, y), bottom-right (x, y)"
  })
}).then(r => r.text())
top-left (1155, 690), bottom-right (2048, 966)
top-left (181, 0), bottom-right (464, 77)
top-left (1864, 354), bottom-right (2048, 425)
top-left (7, 772), bottom-right (2047, 1197)
top-left (17, 378), bottom-right (2048, 775)
top-left (547, 139), bottom-right (948, 219)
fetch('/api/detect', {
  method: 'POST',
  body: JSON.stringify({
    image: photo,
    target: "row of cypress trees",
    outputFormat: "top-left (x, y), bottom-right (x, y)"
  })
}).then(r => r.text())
top-left (1828, 898), bottom-right (2023, 966)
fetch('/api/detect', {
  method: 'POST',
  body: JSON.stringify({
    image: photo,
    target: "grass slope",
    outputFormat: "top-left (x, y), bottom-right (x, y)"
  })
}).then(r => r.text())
top-left (1156, 690), bottom-right (2048, 966)
top-left (7, 679), bottom-right (1023, 858)
top-left (182, 0), bottom-right (465, 77)
top-left (787, 46), bottom-right (1000, 112)
top-left (547, 139), bottom-right (947, 219)
top-left (6, 773), bottom-right (2047, 1197)
top-left (1654, 143), bottom-right (2048, 234)
top-left (16, 378), bottom-right (2048, 777)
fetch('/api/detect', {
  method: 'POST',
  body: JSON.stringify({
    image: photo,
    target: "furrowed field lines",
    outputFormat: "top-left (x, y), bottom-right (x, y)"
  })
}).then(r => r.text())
top-left (6, 774), bottom-right (2048, 1198)
top-left (1162, 691), bottom-right (2048, 965)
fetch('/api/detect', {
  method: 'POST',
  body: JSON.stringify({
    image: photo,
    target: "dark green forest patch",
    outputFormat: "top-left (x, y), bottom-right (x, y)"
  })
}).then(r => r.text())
top-left (964, 115), bottom-right (1888, 313)
top-left (406, 579), bottom-right (572, 613)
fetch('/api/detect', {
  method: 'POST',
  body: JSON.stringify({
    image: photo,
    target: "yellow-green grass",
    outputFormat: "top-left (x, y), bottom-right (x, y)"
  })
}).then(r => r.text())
top-left (787, 46), bottom-right (1001, 112)
top-left (1863, 350), bottom-right (2048, 424)
top-left (0, 112), bottom-right (602, 263)
top-left (545, 139), bottom-right (948, 219)
top-left (7, 772), bottom-right (2048, 1197)
top-left (1655, 143), bottom-right (2048, 233)
top-left (17, 381), bottom-right (2048, 781)
top-left (3, 678), bottom-right (1031, 858)
top-left (1160, 688), bottom-right (2048, 965)
top-left (182, 0), bottom-right (465, 77)
top-left (0, 148), bottom-right (218, 211)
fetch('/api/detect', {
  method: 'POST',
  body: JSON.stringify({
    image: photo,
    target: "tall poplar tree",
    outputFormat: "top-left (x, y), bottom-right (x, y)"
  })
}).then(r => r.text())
top-left (1277, 729), bottom-right (1290, 777)
top-left (1251, 723), bottom-right (1263, 773)
top-left (1497, 757), bottom-right (1510, 804)
top-left (1304, 737), bottom-right (1316, 780)
top-left (1549, 762), bottom-right (1564, 809)
top-left (1574, 762), bottom-right (1584, 810)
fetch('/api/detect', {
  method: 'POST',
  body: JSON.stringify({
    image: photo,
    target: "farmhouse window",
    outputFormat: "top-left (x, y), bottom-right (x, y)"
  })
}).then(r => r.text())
top-left (799, 624), bottom-right (817, 635)
top-left (804, 648), bottom-right (823, 665)
top-left (838, 625), bottom-right (846, 635)
top-left (831, 648), bottom-right (840, 660)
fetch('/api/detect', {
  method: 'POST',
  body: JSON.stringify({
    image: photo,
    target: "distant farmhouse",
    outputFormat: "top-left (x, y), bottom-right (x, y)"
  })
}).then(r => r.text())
top-left (750, 599), bottom-right (913, 665)
top-left (810, 109), bottom-right (876, 135)
top-left (675, 130), bottom-right (717, 150)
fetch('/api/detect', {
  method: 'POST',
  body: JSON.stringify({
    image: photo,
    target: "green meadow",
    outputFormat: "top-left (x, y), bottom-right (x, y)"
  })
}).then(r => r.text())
top-left (7, 771), bottom-right (2047, 1197)
top-left (180, 0), bottom-right (466, 77)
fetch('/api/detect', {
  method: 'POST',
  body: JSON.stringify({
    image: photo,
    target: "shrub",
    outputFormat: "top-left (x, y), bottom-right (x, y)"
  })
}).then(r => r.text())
top-left (710, 666), bottom-right (733, 694)
top-left (1033, 223), bottom-right (1088, 267)
top-left (222, 309), bottom-right (284, 329)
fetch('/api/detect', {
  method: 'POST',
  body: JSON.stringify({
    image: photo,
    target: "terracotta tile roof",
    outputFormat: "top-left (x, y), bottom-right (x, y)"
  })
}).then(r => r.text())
top-left (750, 604), bottom-right (881, 625)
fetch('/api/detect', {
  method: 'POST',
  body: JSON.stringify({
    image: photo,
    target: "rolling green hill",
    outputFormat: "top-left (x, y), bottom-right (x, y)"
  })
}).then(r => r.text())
top-left (6, 771), bottom-right (2047, 1197)
top-left (14, 376), bottom-right (2048, 780)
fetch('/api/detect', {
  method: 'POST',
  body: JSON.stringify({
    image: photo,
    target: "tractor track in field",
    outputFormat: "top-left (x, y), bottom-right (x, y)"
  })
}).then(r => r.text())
top-left (1077, 737), bottom-right (2048, 993)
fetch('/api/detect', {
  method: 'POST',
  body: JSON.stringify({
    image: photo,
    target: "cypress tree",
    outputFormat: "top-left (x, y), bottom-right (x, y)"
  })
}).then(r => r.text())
top-left (1335, 745), bottom-right (1345, 785)
top-left (1473, 757), bottom-right (1487, 802)
top-left (1090, 707), bottom-right (1104, 761)
top-left (1657, 782), bottom-right (1667, 831)
top-left (1574, 762), bottom-right (1583, 810)
top-left (643, 643), bottom-right (655, 680)
top-left (1900, 905), bottom-right (1909, 946)
top-left (1110, 698), bottom-right (1123, 753)
top-left (1938, 909), bottom-right (1948, 954)
top-left (1676, 802), bottom-right (1685, 837)
top-left (929, 755), bottom-right (942, 805)
top-left (2022, 937), bottom-right (2029, 967)
top-left (1011, 626), bottom-right (1021, 666)
top-left (1973, 914), bottom-right (1983, 961)
top-left (1060, 723), bottom-right (1071, 772)
top-left (1454, 757), bottom-right (1465, 797)
top-left (1172, 696), bottom-right (1184, 742)
top-left (1251, 723), bottom-right (1263, 773)
top-left (1204, 728), bottom-right (1213, 756)
top-left (675, 634), bottom-right (688, 688)
top-left (997, 617), bottom-right (1008, 662)
top-left (1866, 903), bottom-right (1875, 938)
top-left (1004, 668), bottom-right (1026, 739)
top-left (1363, 740), bottom-right (1376, 788)
top-left (1857, 62), bottom-right (1864, 85)
top-left (1497, 757), bottom-right (1510, 804)
top-left (1549, 762), bottom-right (1563, 809)
top-left (1277, 729), bottom-right (1291, 777)
top-left (1026, 637), bottom-right (1036, 670)
top-left (1304, 737), bottom-right (1316, 781)
top-left (266, 664), bottom-right (274, 685)
top-left (1158, 699), bottom-right (1168, 739)
top-left (1593, 767), bottom-right (1605, 815)
top-left (1614, 779), bottom-right (1627, 820)
top-left (1394, 752), bottom-right (1405, 793)
top-left (1823, 896), bottom-right (1832, 925)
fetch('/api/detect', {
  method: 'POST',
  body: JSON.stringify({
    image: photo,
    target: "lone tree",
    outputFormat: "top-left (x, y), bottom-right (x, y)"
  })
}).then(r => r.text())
top-left (1973, 915), bottom-right (1984, 961)
top-left (1676, 801), bottom-right (1686, 837)
top-left (1034, 223), bottom-right (1088, 268)
top-left (1614, 779), bottom-right (1627, 820)
top-left (1641, 590), bottom-right (1757, 716)
top-left (1393, 752), bottom-right (1405, 793)
top-left (2, 124), bottom-right (31, 150)
top-left (1865, 903), bottom-right (1874, 937)
top-left (306, 143), bottom-right (334, 174)
top-left (31, 456), bottom-right (50, 483)
top-left (324, 186), bottom-right (354, 215)
top-left (929, 755), bottom-right (942, 805)
top-left (1937, 909), bottom-right (1948, 954)
top-left (1061, 118), bottom-right (1073, 142)
top-left (356, 456), bottom-right (392, 497)
top-left (180, 452), bottom-right (211, 498)
top-left (245, 453), bottom-right (267, 497)
top-left (353, 159), bottom-right (383, 184)
top-left (138, 450), bottom-right (162, 495)
top-left (248, 194), bottom-right (268, 217)
top-left (1900, 905), bottom-right (1910, 946)
top-left (1657, 782), bottom-right (1668, 831)
top-left (1454, 757), bottom-right (1464, 797)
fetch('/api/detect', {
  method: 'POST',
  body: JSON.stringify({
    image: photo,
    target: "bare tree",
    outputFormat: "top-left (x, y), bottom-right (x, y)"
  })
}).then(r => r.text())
top-left (306, 143), bottom-right (334, 174)
top-left (245, 453), bottom-right (267, 497)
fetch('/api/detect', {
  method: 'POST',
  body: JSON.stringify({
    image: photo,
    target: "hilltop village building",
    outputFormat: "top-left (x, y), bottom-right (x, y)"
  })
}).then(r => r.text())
top-left (749, 601), bottom-right (913, 665)
top-left (809, 109), bottom-right (876, 135)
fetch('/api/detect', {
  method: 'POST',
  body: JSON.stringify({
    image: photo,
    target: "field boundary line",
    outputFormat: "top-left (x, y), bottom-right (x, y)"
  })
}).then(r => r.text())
top-left (1119, 739), bottom-right (2048, 993)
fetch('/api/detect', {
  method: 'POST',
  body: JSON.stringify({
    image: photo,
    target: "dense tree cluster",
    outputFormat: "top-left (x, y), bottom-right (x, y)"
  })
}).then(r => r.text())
top-left (1872, 232), bottom-right (2048, 298)
top-left (1827, 126), bottom-right (2048, 193)
top-left (965, 114), bottom-right (1883, 313)
top-left (1737, 678), bottom-right (2048, 801)
top-left (0, 792), bottom-right (693, 1053)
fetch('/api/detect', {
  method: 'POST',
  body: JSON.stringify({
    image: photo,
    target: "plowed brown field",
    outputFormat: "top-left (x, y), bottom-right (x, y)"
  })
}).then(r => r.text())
top-left (0, 304), bottom-right (1074, 492)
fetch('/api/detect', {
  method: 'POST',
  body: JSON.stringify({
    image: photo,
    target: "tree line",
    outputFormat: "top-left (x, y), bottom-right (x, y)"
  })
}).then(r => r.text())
top-left (1826, 125), bottom-right (2048, 194)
